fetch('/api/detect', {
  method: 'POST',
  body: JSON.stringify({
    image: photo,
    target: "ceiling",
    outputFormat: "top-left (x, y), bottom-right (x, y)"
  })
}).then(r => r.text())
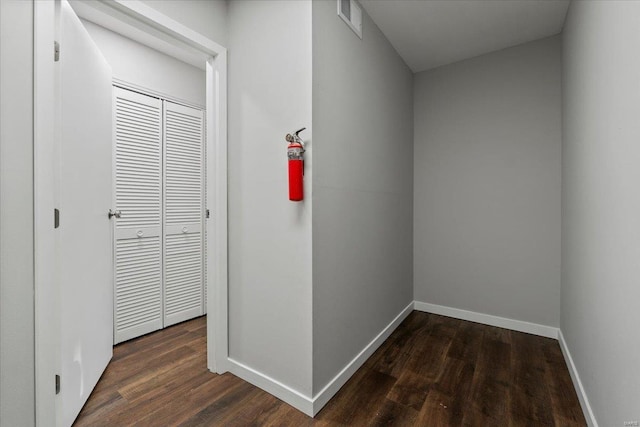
top-left (359, 0), bottom-right (570, 73)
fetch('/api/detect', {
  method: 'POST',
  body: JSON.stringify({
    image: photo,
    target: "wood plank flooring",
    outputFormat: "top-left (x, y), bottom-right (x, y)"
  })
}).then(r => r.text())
top-left (74, 312), bottom-right (586, 426)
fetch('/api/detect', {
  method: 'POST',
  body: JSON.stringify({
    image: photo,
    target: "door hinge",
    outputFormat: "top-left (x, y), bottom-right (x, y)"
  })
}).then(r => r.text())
top-left (54, 208), bottom-right (60, 229)
top-left (54, 41), bottom-right (60, 62)
top-left (206, 209), bottom-right (210, 219)
top-left (55, 374), bottom-right (61, 394)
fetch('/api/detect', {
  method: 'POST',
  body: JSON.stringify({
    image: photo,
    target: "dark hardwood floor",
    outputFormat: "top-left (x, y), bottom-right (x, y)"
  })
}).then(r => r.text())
top-left (74, 311), bottom-right (586, 426)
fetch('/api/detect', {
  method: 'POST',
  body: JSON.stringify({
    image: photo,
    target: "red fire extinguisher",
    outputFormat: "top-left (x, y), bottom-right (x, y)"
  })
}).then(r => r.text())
top-left (286, 128), bottom-right (306, 201)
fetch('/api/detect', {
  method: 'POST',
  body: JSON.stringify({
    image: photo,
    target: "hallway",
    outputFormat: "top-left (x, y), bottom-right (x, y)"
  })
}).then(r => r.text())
top-left (74, 312), bottom-right (585, 426)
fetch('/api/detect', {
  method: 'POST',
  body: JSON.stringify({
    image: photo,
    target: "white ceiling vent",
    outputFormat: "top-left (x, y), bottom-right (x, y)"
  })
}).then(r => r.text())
top-left (338, 0), bottom-right (362, 39)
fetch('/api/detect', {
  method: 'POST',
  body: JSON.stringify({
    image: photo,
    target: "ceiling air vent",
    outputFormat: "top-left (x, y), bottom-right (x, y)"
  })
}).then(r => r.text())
top-left (338, 0), bottom-right (362, 39)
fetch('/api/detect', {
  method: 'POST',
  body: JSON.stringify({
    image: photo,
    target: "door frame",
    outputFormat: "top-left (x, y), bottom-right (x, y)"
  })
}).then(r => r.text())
top-left (33, 1), bottom-right (228, 425)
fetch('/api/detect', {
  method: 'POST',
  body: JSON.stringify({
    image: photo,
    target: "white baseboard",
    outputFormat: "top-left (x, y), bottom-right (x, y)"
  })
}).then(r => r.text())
top-left (228, 301), bottom-right (576, 420)
top-left (226, 301), bottom-right (414, 417)
top-left (227, 358), bottom-right (314, 416)
top-left (413, 301), bottom-right (559, 339)
top-left (558, 330), bottom-right (599, 427)
top-left (310, 301), bottom-right (414, 415)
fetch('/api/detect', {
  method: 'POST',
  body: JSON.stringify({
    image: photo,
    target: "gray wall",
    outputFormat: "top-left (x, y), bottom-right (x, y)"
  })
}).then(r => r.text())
top-left (413, 36), bottom-right (562, 328)
top-left (0, 0), bottom-right (35, 425)
top-left (312, 0), bottom-right (414, 395)
top-left (562, 1), bottom-right (640, 425)
top-left (227, 0), bottom-right (313, 396)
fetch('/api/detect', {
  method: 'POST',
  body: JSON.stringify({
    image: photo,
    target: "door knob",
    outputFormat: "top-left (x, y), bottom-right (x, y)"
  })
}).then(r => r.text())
top-left (108, 209), bottom-right (122, 219)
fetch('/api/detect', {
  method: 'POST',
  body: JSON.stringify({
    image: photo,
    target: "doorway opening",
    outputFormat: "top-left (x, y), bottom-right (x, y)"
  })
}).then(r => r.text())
top-left (33, 1), bottom-right (228, 425)
top-left (112, 84), bottom-right (207, 345)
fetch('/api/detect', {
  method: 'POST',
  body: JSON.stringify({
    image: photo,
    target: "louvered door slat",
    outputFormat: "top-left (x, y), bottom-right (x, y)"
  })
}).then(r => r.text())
top-left (114, 87), bottom-right (163, 344)
top-left (163, 101), bottom-right (204, 327)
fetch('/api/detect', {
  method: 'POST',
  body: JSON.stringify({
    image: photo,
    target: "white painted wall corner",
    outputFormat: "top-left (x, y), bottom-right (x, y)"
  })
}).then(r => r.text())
top-left (227, 358), bottom-right (314, 416)
top-left (226, 301), bottom-right (414, 417)
top-left (311, 301), bottom-right (414, 415)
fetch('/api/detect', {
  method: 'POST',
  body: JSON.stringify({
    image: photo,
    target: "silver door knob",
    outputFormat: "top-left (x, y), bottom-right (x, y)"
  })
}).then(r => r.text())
top-left (108, 209), bottom-right (122, 219)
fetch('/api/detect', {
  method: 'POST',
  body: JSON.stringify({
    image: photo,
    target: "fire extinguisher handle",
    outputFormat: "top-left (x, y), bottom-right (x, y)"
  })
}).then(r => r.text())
top-left (286, 127), bottom-right (307, 144)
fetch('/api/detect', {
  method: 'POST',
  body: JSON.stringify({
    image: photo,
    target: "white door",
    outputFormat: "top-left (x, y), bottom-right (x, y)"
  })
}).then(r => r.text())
top-left (58, 1), bottom-right (113, 425)
top-left (113, 91), bottom-right (205, 341)
top-left (163, 101), bottom-right (205, 326)
top-left (113, 87), bottom-right (163, 344)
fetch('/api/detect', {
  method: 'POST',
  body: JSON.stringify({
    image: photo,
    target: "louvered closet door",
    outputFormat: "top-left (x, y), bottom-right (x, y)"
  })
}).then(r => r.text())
top-left (163, 101), bottom-right (205, 326)
top-left (114, 87), bottom-right (163, 344)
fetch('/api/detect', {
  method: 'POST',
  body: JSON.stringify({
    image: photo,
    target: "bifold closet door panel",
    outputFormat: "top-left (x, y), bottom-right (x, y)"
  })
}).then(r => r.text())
top-left (163, 101), bottom-right (205, 327)
top-left (114, 87), bottom-right (163, 344)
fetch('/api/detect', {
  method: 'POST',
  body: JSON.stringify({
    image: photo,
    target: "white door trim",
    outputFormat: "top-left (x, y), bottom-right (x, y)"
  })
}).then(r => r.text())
top-left (33, 1), bottom-right (228, 425)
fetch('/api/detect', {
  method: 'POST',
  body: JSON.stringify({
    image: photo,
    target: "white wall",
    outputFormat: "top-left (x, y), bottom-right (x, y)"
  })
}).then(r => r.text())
top-left (0, 0), bottom-right (35, 425)
top-left (227, 0), bottom-right (313, 397)
top-left (81, 19), bottom-right (206, 106)
top-left (311, 0), bottom-right (414, 395)
top-left (139, 0), bottom-right (227, 47)
top-left (413, 36), bottom-right (562, 328)
top-left (562, 2), bottom-right (640, 425)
